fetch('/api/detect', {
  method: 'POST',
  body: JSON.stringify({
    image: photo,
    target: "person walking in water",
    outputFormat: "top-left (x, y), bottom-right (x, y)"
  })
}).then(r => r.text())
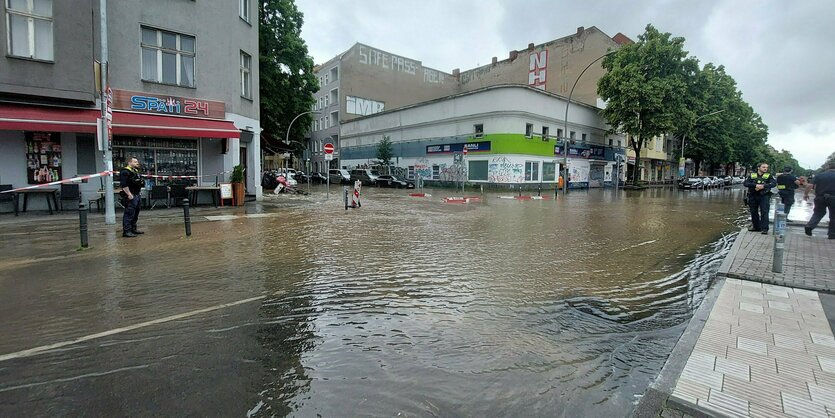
top-left (743, 163), bottom-right (777, 234)
top-left (805, 160), bottom-right (835, 239)
top-left (776, 166), bottom-right (799, 216)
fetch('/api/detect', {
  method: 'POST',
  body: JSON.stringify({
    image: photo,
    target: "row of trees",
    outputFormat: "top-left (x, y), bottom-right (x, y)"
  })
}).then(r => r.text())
top-left (598, 24), bottom-right (805, 182)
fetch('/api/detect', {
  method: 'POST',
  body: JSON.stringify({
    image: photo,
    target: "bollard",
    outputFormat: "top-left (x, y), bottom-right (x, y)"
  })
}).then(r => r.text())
top-left (344, 186), bottom-right (348, 210)
top-left (518, 185), bottom-right (522, 197)
top-left (772, 203), bottom-right (787, 273)
top-left (537, 183), bottom-right (542, 197)
top-left (183, 198), bottom-right (192, 236)
top-left (78, 201), bottom-right (88, 248)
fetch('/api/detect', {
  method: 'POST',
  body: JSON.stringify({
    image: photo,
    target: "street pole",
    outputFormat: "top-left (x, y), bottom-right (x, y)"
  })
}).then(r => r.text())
top-left (100, 0), bottom-right (115, 225)
top-left (563, 50), bottom-right (616, 195)
top-left (679, 109), bottom-right (725, 180)
top-left (284, 110), bottom-right (319, 195)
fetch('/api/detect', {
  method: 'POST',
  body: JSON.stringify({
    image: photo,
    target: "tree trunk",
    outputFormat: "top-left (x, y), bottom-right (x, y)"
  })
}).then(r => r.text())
top-left (631, 138), bottom-right (642, 184)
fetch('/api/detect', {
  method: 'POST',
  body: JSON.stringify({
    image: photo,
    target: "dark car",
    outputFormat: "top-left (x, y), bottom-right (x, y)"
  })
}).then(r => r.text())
top-left (680, 177), bottom-right (703, 189)
top-left (376, 175), bottom-right (415, 189)
top-left (309, 172), bottom-right (328, 184)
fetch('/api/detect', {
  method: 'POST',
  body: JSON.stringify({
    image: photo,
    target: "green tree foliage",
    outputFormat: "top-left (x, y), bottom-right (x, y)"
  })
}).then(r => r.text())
top-left (598, 24), bottom-right (698, 183)
top-left (259, 0), bottom-right (318, 155)
top-left (376, 135), bottom-right (394, 166)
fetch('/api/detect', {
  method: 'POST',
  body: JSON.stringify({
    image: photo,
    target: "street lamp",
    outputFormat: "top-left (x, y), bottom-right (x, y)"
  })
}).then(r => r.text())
top-left (285, 110), bottom-right (320, 193)
top-left (562, 50), bottom-right (617, 194)
top-left (679, 109), bottom-right (725, 179)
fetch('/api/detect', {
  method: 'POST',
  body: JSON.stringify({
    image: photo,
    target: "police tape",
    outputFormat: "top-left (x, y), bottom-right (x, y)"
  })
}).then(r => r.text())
top-left (0, 168), bottom-right (242, 194)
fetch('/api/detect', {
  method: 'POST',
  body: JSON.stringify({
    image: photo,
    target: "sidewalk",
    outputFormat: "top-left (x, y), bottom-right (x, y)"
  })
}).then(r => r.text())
top-left (639, 226), bottom-right (835, 418)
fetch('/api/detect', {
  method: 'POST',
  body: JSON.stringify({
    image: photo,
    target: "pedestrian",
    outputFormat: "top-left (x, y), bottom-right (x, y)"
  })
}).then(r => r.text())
top-left (120, 157), bottom-right (144, 238)
top-left (776, 166), bottom-right (799, 216)
top-left (804, 160), bottom-right (835, 239)
top-left (743, 162), bottom-right (777, 234)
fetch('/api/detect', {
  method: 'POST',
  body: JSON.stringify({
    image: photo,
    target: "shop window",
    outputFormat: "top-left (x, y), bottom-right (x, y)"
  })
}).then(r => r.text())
top-left (112, 138), bottom-right (198, 183)
top-left (141, 26), bottom-right (195, 87)
top-left (432, 164), bottom-right (440, 180)
top-left (525, 123), bottom-right (533, 138)
top-left (542, 126), bottom-right (550, 141)
top-left (240, 50), bottom-right (251, 98)
top-left (6, 0), bottom-right (53, 61)
top-left (543, 162), bottom-right (557, 182)
top-left (239, 0), bottom-right (250, 23)
top-left (468, 160), bottom-right (488, 181)
top-left (473, 124), bottom-right (484, 138)
top-left (525, 161), bottom-right (540, 181)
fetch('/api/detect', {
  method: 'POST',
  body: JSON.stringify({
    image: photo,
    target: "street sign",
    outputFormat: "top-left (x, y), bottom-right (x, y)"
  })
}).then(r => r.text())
top-left (325, 153), bottom-right (333, 161)
top-left (324, 143), bottom-right (334, 154)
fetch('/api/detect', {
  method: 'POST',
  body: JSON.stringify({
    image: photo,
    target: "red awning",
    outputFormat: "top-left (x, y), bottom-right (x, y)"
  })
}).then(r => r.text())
top-left (0, 103), bottom-right (99, 133)
top-left (112, 111), bottom-right (240, 138)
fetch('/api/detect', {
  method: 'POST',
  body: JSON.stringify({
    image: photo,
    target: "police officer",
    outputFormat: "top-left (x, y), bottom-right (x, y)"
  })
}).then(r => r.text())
top-left (120, 157), bottom-right (144, 238)
top-left (743, 162), bottom-right (777, 234)
top-left (804, 160), bottom-right (835, 239)
top-left (776, 166), bottom-right (799, 216)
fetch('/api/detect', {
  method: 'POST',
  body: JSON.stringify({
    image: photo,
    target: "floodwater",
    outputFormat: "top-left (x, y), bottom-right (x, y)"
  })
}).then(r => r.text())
top-left (0, 186), bottom-right (749, 416)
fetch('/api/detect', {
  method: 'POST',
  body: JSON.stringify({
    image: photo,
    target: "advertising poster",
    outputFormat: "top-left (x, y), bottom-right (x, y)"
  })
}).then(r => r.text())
top-left (25, 132), bottom-right (62, 184)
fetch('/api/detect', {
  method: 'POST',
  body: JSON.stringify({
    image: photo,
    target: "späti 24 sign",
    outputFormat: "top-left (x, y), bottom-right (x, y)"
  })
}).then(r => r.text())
top-left (111, 89), bottom-right (226, 119)
top-left (426, 141), bottom-right (490, 154)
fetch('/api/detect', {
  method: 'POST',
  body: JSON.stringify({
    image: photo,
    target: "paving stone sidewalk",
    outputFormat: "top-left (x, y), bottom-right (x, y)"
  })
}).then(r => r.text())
top-left (718, 227), bottom-right (835, 292)
top-left (669, 279), bottom-right (835, 417)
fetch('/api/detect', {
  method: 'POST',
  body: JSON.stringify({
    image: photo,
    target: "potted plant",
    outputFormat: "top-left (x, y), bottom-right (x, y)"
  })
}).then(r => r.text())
top-left (231, 164), bottom-right (245, 206)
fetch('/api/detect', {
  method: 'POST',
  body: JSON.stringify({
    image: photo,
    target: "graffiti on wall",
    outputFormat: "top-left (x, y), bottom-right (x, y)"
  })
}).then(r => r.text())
top-left (528, 50), bottom-right (547, 90)
top-left (488, 156), bottom-right (524, 183)
top-left (346, 96), bottom-right (385, 116)
top-left (439, 163), bottom-right (466, 182)
top-left (358, 45), bottom-right (418, 75)
top-left (424, 68), bottom-right (445, 84)
top-left (569, 164), bottom-right (590, 183)
top-left (414, 157), bottom-right (432, 179)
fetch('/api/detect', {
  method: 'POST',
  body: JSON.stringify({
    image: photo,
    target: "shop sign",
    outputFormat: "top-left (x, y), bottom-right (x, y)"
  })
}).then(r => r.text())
top-left (554, 144), bottom-right (606, 159)
top-left (426, 141), bottom-right (490, 154)
top-left (111, 89), bottom-right (226, 119)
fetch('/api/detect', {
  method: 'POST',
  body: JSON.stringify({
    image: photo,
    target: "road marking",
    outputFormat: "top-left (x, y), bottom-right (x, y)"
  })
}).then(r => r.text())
top-left (0, 295), bottom-right (267, 362)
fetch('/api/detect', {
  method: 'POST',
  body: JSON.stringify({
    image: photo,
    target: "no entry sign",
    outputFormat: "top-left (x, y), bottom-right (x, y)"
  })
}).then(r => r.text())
top-left (324, 143), bottom-right (334, 154)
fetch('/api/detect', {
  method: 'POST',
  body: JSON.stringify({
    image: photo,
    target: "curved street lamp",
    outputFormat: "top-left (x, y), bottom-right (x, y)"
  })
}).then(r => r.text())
top-left (562, 50), bottom-right (617, 194)
top-left (679, 109), bottom-right (725, 179)
top-left (285, 110), bottom-right (320, 193)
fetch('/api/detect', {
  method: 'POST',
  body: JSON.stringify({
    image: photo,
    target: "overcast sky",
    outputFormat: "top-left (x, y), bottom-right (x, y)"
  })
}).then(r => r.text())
top-left (296, 0), bottom-right (835, 169)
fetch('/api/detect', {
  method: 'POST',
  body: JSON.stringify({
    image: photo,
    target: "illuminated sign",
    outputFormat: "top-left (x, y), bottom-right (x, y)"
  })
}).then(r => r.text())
top-left (112, 89), bottom-right (226, 119)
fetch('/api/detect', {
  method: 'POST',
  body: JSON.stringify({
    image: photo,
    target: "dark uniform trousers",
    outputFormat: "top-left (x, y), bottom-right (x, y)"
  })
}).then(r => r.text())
top-left (749, 193), bottom-right (771, 232)
top-left (123, 194), bottom-right (141, 232)
top-left (807, 194), bottom-right (835, 238)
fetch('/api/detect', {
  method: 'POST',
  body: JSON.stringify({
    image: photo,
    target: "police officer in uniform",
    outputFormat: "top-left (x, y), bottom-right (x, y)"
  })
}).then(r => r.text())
top-left (743, 163), bottom-right (777, 234)
top-left (805, 160), bottom-right (835, 239)
top-left (776, 166), bottom-right (799, 216)
top-left (120, 157), bottom-right (144, 238)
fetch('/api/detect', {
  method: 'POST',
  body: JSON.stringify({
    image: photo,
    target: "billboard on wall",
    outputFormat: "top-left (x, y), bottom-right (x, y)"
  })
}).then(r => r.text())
top-left (554, 144), bottom-right (606, 159)
top-left (426, 141), bottom-right (491, 154)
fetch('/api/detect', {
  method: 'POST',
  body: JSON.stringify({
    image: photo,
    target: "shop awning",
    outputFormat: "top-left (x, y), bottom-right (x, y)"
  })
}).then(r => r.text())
top-left (112, 111), bottom-right (240, 138)
top-left (0, 104), bottom-right (99, 133)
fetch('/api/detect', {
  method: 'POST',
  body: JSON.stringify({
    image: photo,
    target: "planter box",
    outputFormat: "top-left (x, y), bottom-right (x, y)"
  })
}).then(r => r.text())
top-left (232, 182), bottom-right (245, 206)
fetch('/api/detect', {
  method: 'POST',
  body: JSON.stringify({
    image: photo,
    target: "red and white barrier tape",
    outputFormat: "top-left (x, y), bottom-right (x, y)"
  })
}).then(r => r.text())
top-left (0, 168), bottom-right (241, 194)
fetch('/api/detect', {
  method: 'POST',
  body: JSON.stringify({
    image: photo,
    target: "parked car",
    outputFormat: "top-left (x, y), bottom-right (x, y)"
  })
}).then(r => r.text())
top-left (376, 175), bottom-right (415, 189)
top-left (329, 169), bottom-right (351, 184)
top-left (710, 176), bottom-right (724, 187)
top-left (309, 172), bottom-right (328, 184)
top-left (294, 171), bottom-right (308, 183)
top-left (350, 169), bottom-right (380, 186)
top-left (680, 177), bottom-right (703, 189)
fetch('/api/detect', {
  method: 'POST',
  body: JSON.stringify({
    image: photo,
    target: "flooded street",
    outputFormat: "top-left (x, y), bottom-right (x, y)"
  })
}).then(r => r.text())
top-left (0, 186), bottom-right (752, 416)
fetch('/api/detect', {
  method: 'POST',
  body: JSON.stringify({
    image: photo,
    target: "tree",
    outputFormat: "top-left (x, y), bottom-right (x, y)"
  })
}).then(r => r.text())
top-left (259, 0), bottom-right (318, 156)
top-left (376, 135), bottom-right (394, 167)
top-left (598, 24), bottom-right (698, 183)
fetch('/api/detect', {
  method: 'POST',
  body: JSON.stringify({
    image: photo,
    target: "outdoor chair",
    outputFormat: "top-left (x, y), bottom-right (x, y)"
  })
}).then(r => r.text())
top-left (0, 184), bottom-right (18, 216)
top-left (149, 185), bottom-right (170, 209)
top-left (60, 184), bottom-right (81, 211)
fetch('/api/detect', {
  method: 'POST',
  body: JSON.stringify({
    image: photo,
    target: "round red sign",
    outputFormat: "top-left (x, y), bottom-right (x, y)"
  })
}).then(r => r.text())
top-left (324, 143), bottom-right (334, 154)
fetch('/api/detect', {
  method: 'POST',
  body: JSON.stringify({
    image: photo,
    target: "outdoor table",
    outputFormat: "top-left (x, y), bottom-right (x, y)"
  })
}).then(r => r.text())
top-left (97, 188), bottom-right (126, 210)
top-left (186, 186), bottom-right (220, 207)
top-left (16, 188), bottom-right (59, 215)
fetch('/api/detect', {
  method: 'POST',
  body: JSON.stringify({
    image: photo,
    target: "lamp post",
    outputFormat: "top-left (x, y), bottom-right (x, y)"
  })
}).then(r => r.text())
top-left (285, 110), bottom-right (320, 193)
top-left (679, 109), bottom-right (725, 179)
top-left (562, 50), bottom-right (617, 194)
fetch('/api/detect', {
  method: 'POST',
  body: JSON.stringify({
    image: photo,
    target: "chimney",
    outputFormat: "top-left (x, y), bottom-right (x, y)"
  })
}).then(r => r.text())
top-left (576, 26), bottom-right (584, 36)
top-left (509, 50), bottom-right (518, 60)
top-left (491, 56), bottom-right (497, 65)
top-left (452, 68), bottom-right (460, 78)
top-left (528, 43), bottom-right (535, 50)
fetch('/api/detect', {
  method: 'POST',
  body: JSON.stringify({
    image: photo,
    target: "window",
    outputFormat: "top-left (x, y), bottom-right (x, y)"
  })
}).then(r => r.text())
top-left (570, 131), bottom-right (576, 139)
top-left (525, 123), bottom-right (533, 138)
top-left (141, 26), bottom-right (195, 87)
top-left (324, 73), bottom-right (329, 85)
top-left (240, 51), bottom-right (251, 98)
top-left (618, 139), bottom-right (622, 147)
top-left (408, 166), bottom-right (415, 179)
top-left (324, 94), bottom-right (329, 107)
top-left (325, 115), bottom-right (330, 128)
top-left (6, 0), bottom-right (53, 60)
top-left (330, 111), bottom-right (339, 127)
top-left (330, 88), bottom-right (338, 106)
top-left (609, 138), bottom-right (613, 146)
top-left (432, 164), bottom-right (440, 180)
top-left (330, 66), bottom-right (339, 82)
top-left (525, 161), bottom-right (540, 181)
top-left (542, 126), bottom-right (550, 140)
top-left (239, 0), bottom-right (250, 23)
top-left (543, 162), bottom-right (557, 181)
top-left (314, 120), bottom-right (319, 131)
top-left (557, 128), bottom-right (563, 138)
top-left (474, 124), bottom-right (484, 138)
top-left (469, 160), bottom-right (488, 181)
top-left (582, 133), bottom-right (587, 142)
